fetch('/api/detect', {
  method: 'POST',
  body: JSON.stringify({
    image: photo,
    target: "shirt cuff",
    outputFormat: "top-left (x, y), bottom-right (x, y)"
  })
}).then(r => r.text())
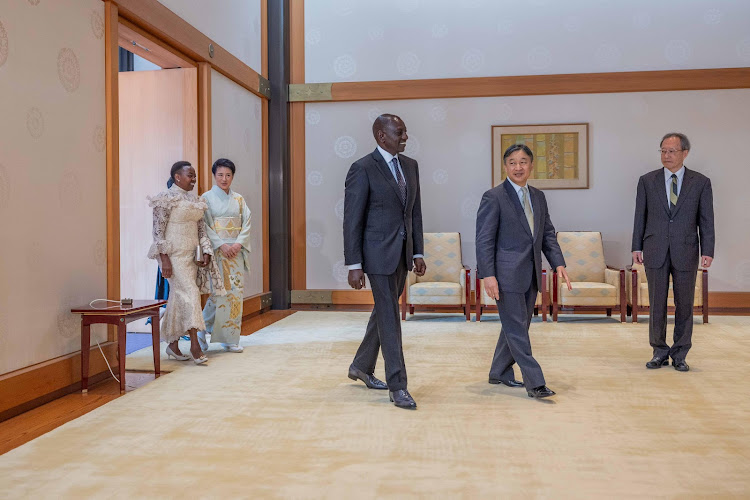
top-left (348, 263), bottom-right (362, 270)
top-left (413, 254), bottom-right (424, 259)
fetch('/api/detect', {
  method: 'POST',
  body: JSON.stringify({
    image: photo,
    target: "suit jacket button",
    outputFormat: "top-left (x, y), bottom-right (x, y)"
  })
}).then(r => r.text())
top-left (669, 220), bottom-right (673, 223)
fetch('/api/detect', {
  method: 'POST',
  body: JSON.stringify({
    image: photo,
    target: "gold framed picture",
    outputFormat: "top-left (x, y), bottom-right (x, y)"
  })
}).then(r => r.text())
top-left (492, 123), bottom-right (589, 189)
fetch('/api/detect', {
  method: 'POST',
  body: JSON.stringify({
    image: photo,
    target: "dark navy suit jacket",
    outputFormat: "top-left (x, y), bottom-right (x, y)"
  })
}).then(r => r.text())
top-left (632, 167), bottom-right (714, 271)
top-left (343, 149), bottom-right (424, 275)
top-left (476, 180), bottom-right (565, 293)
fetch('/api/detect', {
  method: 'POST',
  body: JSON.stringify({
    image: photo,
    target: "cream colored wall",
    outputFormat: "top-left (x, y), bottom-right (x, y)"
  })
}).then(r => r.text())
top-left (304, 90), bottom-right (750, 292)
top-left (304, 1), bottom-right (750, 293)
top-left (0, 0), bottom-right (106, 375)
top-left (305, 0), bottom-right (750, 82)
top-left (156, 0), bottom-right (262, 75)
top-left (210, 70), bottom-right (264, 298)
top-left (119, 68), bottom-right (198, 332)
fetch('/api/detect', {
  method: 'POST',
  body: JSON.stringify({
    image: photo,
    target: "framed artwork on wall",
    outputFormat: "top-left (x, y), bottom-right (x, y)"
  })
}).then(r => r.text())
top-left (492, 123), bottom-right (589, 189)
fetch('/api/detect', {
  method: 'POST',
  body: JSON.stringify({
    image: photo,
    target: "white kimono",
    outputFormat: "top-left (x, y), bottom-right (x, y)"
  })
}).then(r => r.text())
top-left (200, 185), bottom-right (252, 345)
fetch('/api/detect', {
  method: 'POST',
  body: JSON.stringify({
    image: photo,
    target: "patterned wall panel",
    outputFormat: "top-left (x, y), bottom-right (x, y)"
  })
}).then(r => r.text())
top-left (0, 0), bottom-right (107, 375)
top-left (305, 0), bottom-right (750, 83)
top-left (305, 89), bottom-right (750, 291)
top-left (211, 70), bottom-right (264, 298)
top-left (157, 0), bottom-right (262, 75)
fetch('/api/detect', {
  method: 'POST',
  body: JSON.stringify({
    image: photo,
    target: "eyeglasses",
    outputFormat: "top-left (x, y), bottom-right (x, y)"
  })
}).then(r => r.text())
top-left (659, 149), bottom-right (685, 156)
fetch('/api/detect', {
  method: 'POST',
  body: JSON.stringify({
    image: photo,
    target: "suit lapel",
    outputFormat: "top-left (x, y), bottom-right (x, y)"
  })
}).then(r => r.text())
top-left (401, 156), bottom-right (416, 208)
top-left (671, 167), bottom-right (694, 217)
top-left (531, 187), bottom-right (542, 241)
top-left (370, 150), bottom-right (403, 204)
top-left (652, 170), bottom-right (671, 216)
top-left (503, 180), bottom-right (532, 238)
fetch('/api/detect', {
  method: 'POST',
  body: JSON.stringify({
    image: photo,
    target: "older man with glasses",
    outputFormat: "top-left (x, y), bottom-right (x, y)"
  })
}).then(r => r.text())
top-left (632, 132), bottom-right (715, 372)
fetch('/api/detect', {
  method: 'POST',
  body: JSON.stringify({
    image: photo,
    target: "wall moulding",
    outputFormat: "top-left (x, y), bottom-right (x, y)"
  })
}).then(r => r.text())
top-left (289, 83), bottom-right (332, 102)
top-left (288, 67), bottom-right (750, 103)
top-left (110, 0), bottom-right (268, 100)
top-left (0, 343), bottom-right (119, 422)
top-left (242, 292), bottom-right (273, 319)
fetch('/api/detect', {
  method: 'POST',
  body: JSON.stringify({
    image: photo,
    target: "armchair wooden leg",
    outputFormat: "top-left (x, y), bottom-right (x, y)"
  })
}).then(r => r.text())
top-left (475, 273), bottom-right (481, 322)
top-left (541, 269), bottom-right (548, 322)
top-left (401, 285), bottom-right (407, 321)
top-left (409, 305), bottom-right (414, 315)
top-left (619, 269), bottom-right (626, 322)
top-left (552, 272), bottom-right (558, 321)
top-left (702, 269), bottom-right (709, 324)
top-left (464, 303), bottom-right (470, 321)
top-left (606, 308), bottom-right (612, 317)
top-left (631, 270), bottom-right (639, 323)
top-left (534, 306), bottom-right (538, 316)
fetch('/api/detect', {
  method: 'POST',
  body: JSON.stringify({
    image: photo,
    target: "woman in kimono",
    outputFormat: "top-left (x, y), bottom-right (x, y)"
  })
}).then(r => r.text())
top-left (197, 158), bottom-right (252, 353)
top-left (147, 161), bottom-right (225, 364)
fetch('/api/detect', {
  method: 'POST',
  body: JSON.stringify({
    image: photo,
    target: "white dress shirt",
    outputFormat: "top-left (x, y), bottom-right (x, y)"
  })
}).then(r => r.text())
top-left (376, 145), bottom-right (406, 182)
top-left (664, 165), bottom-right (685, 205)
top-left (348, 147), bottom-right (423, 271)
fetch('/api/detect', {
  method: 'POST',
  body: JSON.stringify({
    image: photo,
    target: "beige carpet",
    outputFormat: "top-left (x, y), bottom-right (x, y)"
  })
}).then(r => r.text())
top-left (2, 312), bottom-right (750, 498)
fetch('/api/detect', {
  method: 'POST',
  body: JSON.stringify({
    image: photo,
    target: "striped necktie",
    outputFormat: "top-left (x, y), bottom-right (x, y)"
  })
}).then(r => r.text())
top-left (392, 158), bottom-right (407, 205)
top-left (521, 186), bottom-right (534, 235)
top-left (670, 173), bottom-right (678, 211)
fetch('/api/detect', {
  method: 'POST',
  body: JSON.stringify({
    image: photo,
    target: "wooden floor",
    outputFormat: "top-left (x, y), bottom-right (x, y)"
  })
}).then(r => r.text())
top-left (0, 309), bottom-right (294, 456)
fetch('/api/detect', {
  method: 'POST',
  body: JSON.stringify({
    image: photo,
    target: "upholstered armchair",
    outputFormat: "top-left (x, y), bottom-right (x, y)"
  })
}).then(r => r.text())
top-left (627, 263), bottom-right (708, 323)
top-left (401, 232), bottom-right (471, 321)
top-left (552, 231), bottom-right (626, 322)
top-left (475, 270), bottom-right (549, 322)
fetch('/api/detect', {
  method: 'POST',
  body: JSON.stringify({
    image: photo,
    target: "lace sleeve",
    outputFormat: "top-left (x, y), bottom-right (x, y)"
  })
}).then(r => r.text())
top-left (147, 205), bottom-right (172, 259)
top-left (198, 219), bottom-right (214, 256)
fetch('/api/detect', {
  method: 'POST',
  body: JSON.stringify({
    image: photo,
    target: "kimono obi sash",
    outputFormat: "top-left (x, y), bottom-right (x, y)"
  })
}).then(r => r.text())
top-left (214, 216), bottom-right (241, 239)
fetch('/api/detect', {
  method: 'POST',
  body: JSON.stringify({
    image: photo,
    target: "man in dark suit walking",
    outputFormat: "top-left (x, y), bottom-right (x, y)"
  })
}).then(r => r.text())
top-left (343, 114), bottom-right (425, 409)
top-left (476, 144), bottom-right (570, 399)
top-left (632, 132), bottom-right (714, 372)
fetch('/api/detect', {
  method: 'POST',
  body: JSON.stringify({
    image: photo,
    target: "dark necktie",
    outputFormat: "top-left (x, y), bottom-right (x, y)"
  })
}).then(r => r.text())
top-left (392, 157), bottom-right (407, 205)
top-left (670, 173), bottom-right (678, 212)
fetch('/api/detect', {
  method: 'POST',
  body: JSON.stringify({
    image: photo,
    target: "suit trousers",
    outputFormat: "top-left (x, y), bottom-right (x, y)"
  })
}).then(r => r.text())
top-left (352, 250), bottom-right (409, 391)
top-left (490, 275), bottom-right (545, 389)
top-left (645, 249), bottom-right (697, 361)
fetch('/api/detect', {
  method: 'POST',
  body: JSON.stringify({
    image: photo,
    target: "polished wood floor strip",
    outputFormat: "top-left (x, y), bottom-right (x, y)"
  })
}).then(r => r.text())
top-left (0, 310), bottom-right (294, 456)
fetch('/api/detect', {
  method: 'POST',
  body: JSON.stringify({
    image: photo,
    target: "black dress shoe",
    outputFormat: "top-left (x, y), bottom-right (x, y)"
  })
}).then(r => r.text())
top-left (527, 386), bottom-right (556, 398)
top-left (673, 360), bottom-right (690, 372)
top-left (489, 378), bottom-right (524, 387)
top-left (646, 356), bottom-right (670, 369)
top-left (348, 365), bottom-right (387, 390)
top-left (389, 389), bottom-right (417, 409)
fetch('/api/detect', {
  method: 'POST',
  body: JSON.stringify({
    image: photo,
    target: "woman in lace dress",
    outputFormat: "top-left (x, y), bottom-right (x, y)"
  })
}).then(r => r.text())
top-left (147, 161), bottom-right (225, 364)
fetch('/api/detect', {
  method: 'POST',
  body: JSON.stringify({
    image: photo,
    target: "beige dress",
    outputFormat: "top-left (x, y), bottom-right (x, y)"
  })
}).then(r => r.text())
top-left (147, 185), bottom-right (225, 343)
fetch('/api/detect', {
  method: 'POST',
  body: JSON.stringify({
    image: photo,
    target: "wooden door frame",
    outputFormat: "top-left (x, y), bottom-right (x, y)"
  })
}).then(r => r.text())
top-left (105, 0), bottom-right (271, 340)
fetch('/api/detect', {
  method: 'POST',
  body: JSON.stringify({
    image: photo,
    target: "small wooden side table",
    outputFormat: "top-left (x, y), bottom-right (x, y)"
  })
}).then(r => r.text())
top-left (71, 300), bottom-right (167, 393)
